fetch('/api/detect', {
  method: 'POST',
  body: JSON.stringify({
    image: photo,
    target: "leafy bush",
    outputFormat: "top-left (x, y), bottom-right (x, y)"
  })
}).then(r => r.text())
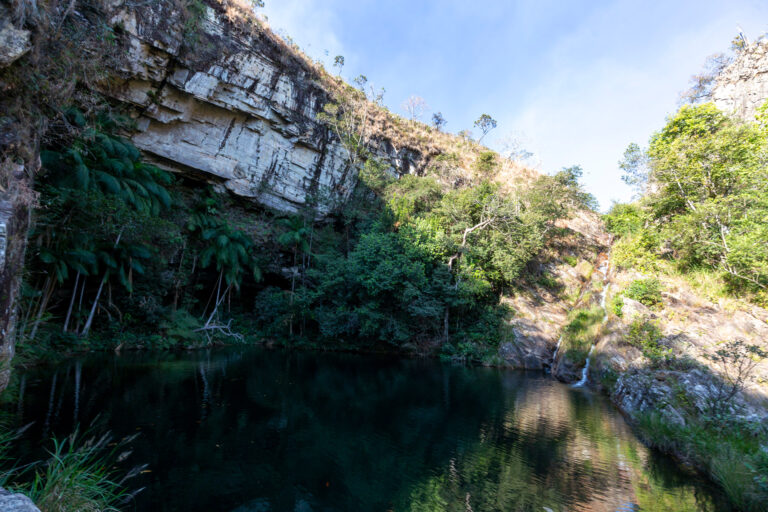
top-left (611, 232), bottom-right (659, 272)
top-left (610, 294), bottom-right (624, 317)
top-left (625, 318), bottom-right (668, 362)
top-left (624, 278), bottom-right (663, 307)
top-left (604, 203), bottom-right (645, 237)
top-left (474, 151), bottom-right (498, 175)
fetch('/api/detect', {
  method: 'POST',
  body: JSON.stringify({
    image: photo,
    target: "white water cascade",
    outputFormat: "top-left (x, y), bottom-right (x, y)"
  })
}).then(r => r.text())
top-left (551, 334), bottom-right (564, 364)
top-left (572, 259), bottom-right (611, 388)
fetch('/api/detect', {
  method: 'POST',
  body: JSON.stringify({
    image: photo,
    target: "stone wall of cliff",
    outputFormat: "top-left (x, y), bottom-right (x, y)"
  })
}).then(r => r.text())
top-left (0, 5), bottom-right (34, 391)
top-left (712, 39), bottom-right (768, 121)
top-left (107, 0), bottom-right (437, 215)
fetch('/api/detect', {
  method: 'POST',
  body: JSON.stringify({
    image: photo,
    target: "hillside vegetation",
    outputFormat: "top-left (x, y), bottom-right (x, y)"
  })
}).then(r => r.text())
top-left (4, 0), bottom-right (596, 365)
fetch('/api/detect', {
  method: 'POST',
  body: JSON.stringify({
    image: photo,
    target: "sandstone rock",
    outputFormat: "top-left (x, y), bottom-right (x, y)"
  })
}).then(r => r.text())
top-left (712, 39), bottom-right (768, 121)
top-left (0, 488), bottom-right (40, 512)
top-left (105, 2), bottom-right (428, 216)
top-left (611, 371), bottom-right (686, 426)
top-left (620, 297), bottom-right (649, 321)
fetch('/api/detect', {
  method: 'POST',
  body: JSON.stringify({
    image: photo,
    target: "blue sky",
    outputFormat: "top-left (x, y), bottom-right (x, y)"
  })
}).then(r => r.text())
top-left (260, 0), bottom-right (768, 211)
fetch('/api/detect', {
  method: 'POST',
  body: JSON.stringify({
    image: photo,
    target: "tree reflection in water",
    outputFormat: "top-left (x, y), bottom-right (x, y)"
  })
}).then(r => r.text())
top-left (3, 348), bottom-right (730, 512)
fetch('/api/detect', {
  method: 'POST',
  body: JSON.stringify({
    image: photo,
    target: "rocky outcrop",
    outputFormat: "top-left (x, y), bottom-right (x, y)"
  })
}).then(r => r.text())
top-left (590, 269), bottom-right (768, 432)
top-left (108, 0), bottom-right (425, 215)
top-left (712, 39), bottom-right (768, 121)
top-left (0, 488), bottom-right (39, 512)
top-left (0, 7), bottom-right (31, 67)
top-left (499, 211), bottom-right (610, 371)
top-left (0, 3), bottom-right (36, 392)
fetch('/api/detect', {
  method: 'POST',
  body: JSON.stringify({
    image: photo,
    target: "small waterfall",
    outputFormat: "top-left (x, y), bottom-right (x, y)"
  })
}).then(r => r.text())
top-left (600, 283), bottom-right (611, 321)
top-left (572, 345), bottom-right (595, 387)
top-left (551, 334), bottom-right (564, 364)
top-left (572, 255), bottom-right (611, 389)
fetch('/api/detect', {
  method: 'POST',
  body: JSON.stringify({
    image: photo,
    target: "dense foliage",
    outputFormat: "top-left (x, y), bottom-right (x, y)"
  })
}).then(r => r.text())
top-left (18, 105), bottom-right (592, 362)
top-left (606, 102), bottom-right (768, 304)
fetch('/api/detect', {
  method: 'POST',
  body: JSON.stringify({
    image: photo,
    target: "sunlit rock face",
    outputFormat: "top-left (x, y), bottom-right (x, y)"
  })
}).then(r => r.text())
top-left (712, 40), bottom-right (768, 121)
top-left (108, 1), bottom-right (421, 215)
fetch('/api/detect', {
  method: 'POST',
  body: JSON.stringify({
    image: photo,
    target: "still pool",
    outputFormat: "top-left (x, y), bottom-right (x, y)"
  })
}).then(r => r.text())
top-left (1, 347), bottom-right (730, 511)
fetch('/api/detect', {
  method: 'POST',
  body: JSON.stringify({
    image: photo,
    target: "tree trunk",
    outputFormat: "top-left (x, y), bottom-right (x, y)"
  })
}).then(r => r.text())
top-left (81, 230), bottom-right (123, 337)
top-left (63, 271), bottom-right (80, 332)
top-left (29, 276), bottom-right (55, 342)
top-left (81, 273), bottom-right (107, 337)
top-left (443, 307), bottom-right (450, 345)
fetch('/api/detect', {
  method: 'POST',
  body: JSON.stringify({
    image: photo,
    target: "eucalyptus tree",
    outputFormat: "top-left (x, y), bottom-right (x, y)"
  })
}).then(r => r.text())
top-left (474, 114), bottom-right (497, 143)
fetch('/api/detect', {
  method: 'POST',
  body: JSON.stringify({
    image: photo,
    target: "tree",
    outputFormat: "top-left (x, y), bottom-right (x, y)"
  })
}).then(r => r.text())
top-left (402, 95), bottom-right (427, 122)
top-left (432, 112), bottom-right (446, 131)
top-left (30, 113), bottom-right (175, 339)
top-left (277, 216), bottom-right (310, 335)
top-left (353, 74), bottom-right (368, 90)
top-left (499, 134), bottom-right (534, 165)
top-left (317, 78), bottom-right (385, 173)
top-left (680, 53), bottom-right (732, 104)
top-left (619, 143), bottom-right (649, 196)
top-left (196, 222), bottom-right (261, 337)
top-left (474, 114), bottom-right (497, 143)
top-left (333, 55), bottom-right (344, 75)
top-left (646, 103), bottom-right (768, 290)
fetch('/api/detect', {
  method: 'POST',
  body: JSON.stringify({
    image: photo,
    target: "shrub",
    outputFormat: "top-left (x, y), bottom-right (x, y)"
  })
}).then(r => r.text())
top-left (625, 317), bottom-right (669, 362)
top-left (610, 294), bottom-right (624, 317)
top-left (603, 203), bottom-right (645, 237)
top-left (563, 255), bottom-right (578, 267)
top-left (611, 232), bottom-right (659, 272)
top-left (474, 151), bottom-right (498, 175)
top-left (624, 278), bottom-right (663, 308)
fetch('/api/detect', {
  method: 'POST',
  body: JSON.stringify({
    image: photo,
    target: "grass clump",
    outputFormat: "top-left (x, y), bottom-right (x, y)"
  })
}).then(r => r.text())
top-left (624, 278), bottom-right (663, 308)
top-left (625, 317), bottom-right (669, 364)
top-left (636, 412), bottom-right (768, 511)
top-left (0, 428), bottom-right (141, 512)
top-left (562, 306), bottom-right (604, 362)
top-left (610, 294), bottom-right (624, 317)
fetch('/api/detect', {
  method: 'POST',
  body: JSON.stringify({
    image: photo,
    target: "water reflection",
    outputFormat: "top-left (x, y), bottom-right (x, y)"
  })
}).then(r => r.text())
top-left (2, 348), bottom-right (729, 511)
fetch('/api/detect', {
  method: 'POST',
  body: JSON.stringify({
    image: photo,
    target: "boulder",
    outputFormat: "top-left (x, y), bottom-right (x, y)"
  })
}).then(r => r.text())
top-left (0, 488), bottom-right (40, 512)
top-left (0, 10), bottom-right (31, 68)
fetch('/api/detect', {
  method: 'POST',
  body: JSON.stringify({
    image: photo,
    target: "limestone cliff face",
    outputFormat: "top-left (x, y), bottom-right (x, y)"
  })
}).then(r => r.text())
top-left (108, 1), bottom-right (423, 215)
top-left (712, 39), bottom-right (768, 121)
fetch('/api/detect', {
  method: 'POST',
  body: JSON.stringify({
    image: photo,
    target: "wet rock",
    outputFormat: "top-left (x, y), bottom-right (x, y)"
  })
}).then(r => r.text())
top-left (0, 488), bottom-right (40, 512)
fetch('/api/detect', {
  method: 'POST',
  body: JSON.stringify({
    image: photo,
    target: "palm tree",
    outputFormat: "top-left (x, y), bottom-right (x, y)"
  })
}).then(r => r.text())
top-left (198, 223), bottom-right (262, 329)
top-left (277, 216), bottom-right (310, 335)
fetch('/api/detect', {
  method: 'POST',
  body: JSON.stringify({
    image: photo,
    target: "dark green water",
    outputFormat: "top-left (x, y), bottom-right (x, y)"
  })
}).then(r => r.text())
top-left (1, 348), bottom-right (729, 511)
